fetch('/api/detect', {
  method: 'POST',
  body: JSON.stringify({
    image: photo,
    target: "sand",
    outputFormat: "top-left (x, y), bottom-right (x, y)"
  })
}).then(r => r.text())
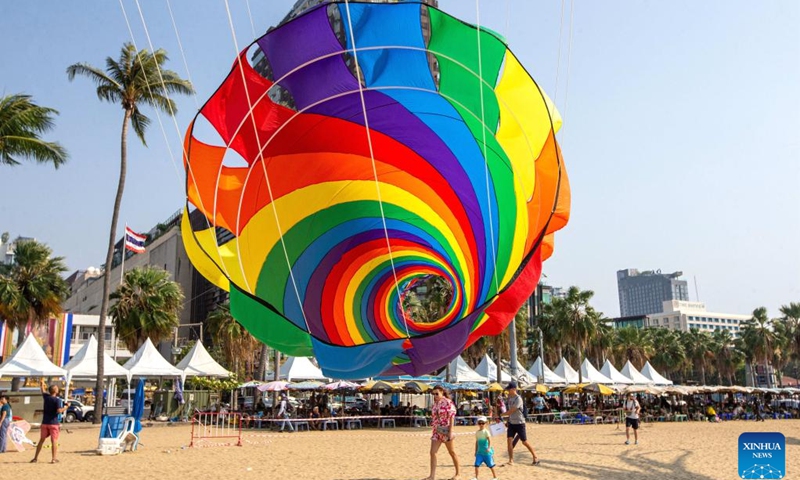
top-left (1, 420), bottom-right (798, 479)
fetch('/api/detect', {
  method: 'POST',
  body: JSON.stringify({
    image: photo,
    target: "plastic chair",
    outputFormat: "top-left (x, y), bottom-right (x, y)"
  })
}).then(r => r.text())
top-left (98, 415), bottom-right (139, 455)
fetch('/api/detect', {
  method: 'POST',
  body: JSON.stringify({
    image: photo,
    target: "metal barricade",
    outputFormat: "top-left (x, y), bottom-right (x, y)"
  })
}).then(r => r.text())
top-left (190, 412), bottom-right (242, 447)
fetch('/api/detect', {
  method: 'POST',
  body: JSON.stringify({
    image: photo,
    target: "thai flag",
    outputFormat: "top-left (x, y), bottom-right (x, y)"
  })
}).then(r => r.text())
top-left (125, 226), bottom-right (146, 253)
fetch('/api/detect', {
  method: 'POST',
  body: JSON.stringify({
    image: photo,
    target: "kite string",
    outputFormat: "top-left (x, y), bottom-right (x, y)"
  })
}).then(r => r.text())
top-left (165, 0), bottom-right (200, 110)
top-left (221, 0), bottom-right (313, 333)
top-left (561, 0), bottom-right (576, 140)
top-left (124, 0), bottom-right (232, 280)
top-left (343, 0), bottom-right (410, 338)
top-left (474, 0), bottom-right (501, 296)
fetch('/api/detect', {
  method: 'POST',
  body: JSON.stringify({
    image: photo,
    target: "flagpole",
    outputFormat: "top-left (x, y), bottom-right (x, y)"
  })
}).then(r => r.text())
top-left (115, 224), bottom-right (126, 363)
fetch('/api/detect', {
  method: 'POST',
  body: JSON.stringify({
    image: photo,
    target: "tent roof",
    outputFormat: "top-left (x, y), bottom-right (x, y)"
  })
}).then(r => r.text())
top-left (64, 335), bottom-right (130, 381)
top-left (580, 359), bottom-right (615, 384)
top-left (620, 360), bottom-right (653, 384)
top-left (641, 361), bottom-right (674, 385)
top-left (475, 355), bottom-right (512, 383)
top-left (123, 338), bottom-right (182, 377)
top-left (0, 333), bottom-right (66, 377)
top-left (440, 356), bottom-right (487, 383)
top-left (600, 359), bottom-right (634, 384)
top-left (279, 357), bottom-right (327, 381)
top-left (553, 358), bottom-right (580, 384)
top-left (527, 357), bottom-right (567, 384)
top-left (176, 341), bottom-right (230, 381)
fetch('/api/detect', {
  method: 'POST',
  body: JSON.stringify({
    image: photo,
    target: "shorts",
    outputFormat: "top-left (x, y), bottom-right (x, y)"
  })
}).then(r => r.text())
top-left (506, 422), bottom-right (527, 442)
top-left (474, 453), bottom-right (496, 468)
top-left (625, 417), bottom-right (639, 430)
top-left (40, 424), bottom-right (60, 440)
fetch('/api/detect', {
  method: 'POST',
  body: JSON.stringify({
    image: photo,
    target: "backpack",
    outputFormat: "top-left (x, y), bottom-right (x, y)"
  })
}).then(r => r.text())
top-left (285, 400), bottom-right (294, 414)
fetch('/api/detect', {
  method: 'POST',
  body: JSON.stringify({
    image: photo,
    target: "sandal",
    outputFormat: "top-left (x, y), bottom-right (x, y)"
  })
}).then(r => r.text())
top-left (533, 458), bottom-right (541, 466)
top-left (51, 459), bottom-right (60, 464)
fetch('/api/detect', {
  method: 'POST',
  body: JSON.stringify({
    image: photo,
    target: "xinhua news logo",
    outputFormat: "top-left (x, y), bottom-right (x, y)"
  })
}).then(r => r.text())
top-left (738, 432), bottom-right (785, 479)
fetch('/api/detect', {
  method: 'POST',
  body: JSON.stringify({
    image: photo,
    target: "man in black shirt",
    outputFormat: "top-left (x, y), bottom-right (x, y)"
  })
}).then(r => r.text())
top-left (31, 379), bottom-right (67, 463)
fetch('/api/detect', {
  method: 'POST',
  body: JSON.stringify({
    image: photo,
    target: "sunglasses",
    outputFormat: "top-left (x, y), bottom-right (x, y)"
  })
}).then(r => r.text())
top-left (477, 421), bottom-right (486, 425)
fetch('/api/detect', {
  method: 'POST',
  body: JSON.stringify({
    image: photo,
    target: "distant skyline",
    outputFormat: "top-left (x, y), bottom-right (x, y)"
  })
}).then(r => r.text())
top-left (1, 1), bottom-right (798, 318)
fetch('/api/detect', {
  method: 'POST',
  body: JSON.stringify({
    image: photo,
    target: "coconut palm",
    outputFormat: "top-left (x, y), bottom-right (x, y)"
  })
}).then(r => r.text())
top-left (648, 328), bottom-right (686, 382)
top-left (206, 301), bottom-right (260, 379)
top-left (779, 302), bottom-right (800, 360)
top-left (67, 42), bottom-right (193, 416)
top-left (613, 326), bottom-right (653, 368)
top-left (683, 328), bottom-right (714, 385)
top-left (587, 319), bottom-right (614, 367)
top-left (550, 286), bottom-right (598, 383)
top-left (0, 94), bottom-right (68, 168)
top-left (538, 301), bottom-right (568, 364)
top-left (0, 239), bottom-right (69, 390)
top-left (740, 307), bottom-right (776, 388)
top-left (710, 329), bottom-right (739, 385)
top-left (109, 266), bottom-right (184, 352)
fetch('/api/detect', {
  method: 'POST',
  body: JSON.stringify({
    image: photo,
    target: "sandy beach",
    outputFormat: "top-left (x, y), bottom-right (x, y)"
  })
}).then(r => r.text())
top-left (1, 420), bottom-right (797, 479)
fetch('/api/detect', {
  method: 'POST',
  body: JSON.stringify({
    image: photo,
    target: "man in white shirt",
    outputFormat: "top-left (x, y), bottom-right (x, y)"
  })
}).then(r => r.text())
top-left (278, 394), bottom-right (294, 433)
top-left (624, 393), bottom-right (640, 445)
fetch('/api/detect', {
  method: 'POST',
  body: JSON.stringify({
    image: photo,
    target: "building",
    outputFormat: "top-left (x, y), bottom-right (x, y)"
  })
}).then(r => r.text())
top-left (643, 300), bottom-right (749, 338)
top-left (617, 268), bottom-right (689, 316)
top-left (608, 315), bottom-right (648, 329)
top-left (0, 234), bottom-right (35, 265)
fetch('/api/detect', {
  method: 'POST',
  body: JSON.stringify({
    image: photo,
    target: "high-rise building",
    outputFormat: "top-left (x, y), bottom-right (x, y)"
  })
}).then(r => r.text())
top-left (643, 300), bottom-right (749, 339)
top-left (617, 268), bottom-right (689, 316)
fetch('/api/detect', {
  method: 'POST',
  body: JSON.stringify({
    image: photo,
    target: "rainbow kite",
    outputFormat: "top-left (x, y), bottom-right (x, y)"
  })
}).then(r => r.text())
top-left (182, 1), bottom-right (571, 379)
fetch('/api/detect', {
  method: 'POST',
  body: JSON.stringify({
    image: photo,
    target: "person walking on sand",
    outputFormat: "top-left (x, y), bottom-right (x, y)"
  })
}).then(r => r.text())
top-left (31, 379), bottom-right (67, 463)
top-left (624, 393), bottom-right (641, 445)
top-left (423, 385), bottom-right (461, 480)
top-left (0, 394), bottom-right (12, 453)
top-left (471, 416), bottom-right (498, 480)
top-left (501, 382), bottom-right (540, 466)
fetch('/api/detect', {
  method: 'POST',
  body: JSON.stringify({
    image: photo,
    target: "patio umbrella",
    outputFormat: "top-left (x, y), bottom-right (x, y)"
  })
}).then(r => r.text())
top-left (361, 380), bottom-right (397, 392)
top-left (257, 381), bottom-right (290, 392)
top-left (486, 382), bottom-right (504, 392)
top-left (238, 380), bottom-right (264, 389)
top-left (521, 383), bottom-right (549, 394)
top-left (324, 380), bottom-right (360, 390)
top-left (132, 380), bottom-right (145, 434)
top-left (452, 382), bottom-right (488, 392)
top-left (562, 383), bottom-right (615, 395)
top-left (288, 381), bottom-right (325, 391)
top-left (622, 385), bottom-right (663, 395)
top-left (403, 381), bottom-right (431, 393)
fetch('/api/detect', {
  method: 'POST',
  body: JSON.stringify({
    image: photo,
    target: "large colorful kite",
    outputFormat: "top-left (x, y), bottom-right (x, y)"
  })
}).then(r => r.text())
top-left (182, 1), bottom-right (570, 379)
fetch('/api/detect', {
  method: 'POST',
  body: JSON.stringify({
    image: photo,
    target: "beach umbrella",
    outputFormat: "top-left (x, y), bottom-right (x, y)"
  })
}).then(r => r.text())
top-left (622, 385), bottom-right (663, 395)
top-left (521, 383), bottom-right (549, 394)
top-left (361, 380), bottom-right (397, 392)
top-left (132, 380), bottom-right (145, 434)
top-left (257, 381), bottom-right (289, 392)
top-left (325, 380), bottom-right (360, 390)
top-left (403, 381), bottom-right (431, 393)
top-left (238, 380), bottom-right (263, 389)
top-left (563, 383), bottom-right (616, 395)
top-left (451, 382), bottom-right (488, 392)
top-left (486, 382), bottom-right (504, 392)
top-left (288, 380), bottom-right (325, 391)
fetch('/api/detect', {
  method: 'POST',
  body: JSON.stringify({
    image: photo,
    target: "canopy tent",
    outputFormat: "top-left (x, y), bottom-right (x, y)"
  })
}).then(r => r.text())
top-left (0, 333), bottom-right (66, 378)
top-left (474, 355), bottom-right (512, 383)
top-left (277, 356), bottom-right (327, 381)
top-left (600, 359), bottom-right (634, 384)
top-left (176, 341), bottom-right (231, 382)
top-left (553, 357), bottom-right (580, 384)
top-left (123, 338), bottom-right (183, 378)
top-left (580, 359), bottom-right (615, 384)
top-left (63, 335), bottom-right (130, 397)
top-left (641, 361), bottom-right (674, 385)
top-left (508, 358), bottom-right (537, 384)
top-left (620, 361), bottom-right (653, 384)
top-left (527, 357), bottom-right (567, 384)
top-left (439, 356), bottom-right (487, 383)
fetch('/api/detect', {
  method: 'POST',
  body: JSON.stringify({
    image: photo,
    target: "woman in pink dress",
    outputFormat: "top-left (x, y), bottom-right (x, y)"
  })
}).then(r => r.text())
top-left (423, 385), bottom-right (461, 480)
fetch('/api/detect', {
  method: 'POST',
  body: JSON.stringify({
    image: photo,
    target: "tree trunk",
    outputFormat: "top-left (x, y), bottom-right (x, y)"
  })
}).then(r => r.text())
top-left (258, 344), bottom-right (269, 381)
top-left (94, 109), bottom-right (131, 424)
top-left (700, 365), bottom-right (706, 385)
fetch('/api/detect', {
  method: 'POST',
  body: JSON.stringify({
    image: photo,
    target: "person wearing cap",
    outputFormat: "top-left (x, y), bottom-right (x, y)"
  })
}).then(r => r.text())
top-left (624, 393), bottom-right (641, 445)
top-left (471, 415), bottom-right (497, 479)
top-left (501, 382), bottom-right (540, 466)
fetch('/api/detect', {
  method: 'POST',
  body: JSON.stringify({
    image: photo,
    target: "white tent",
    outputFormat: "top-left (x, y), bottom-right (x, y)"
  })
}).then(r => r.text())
top-left (0, 333), bottom-right (66, 377)
top-left (600, 359), bottom-right (634, 384)
top-left (123, 338), bottom-right (182, 377)
top-left (439, 356), bottom-right (487, 383)
top-left (475, 355), bottom-right (512, 383)
top-left (580, 359), bottom-right (615, 384)
top-left (278, 356), bottom-right (327, 381)
top-left (509, 360), bottom-right (538, 384)
top-left (64, 335), bottom-right (130, 383)
top-left (527, 357), bottom-right (567, 384)
top-left (176, 341), bottom-right (231, 383)
top-left (620, 360), bottom-right (653, 384)
top-left (641, 361), bottom-right (674, 385)
top-left (553, 357), bottom-right (580, 384)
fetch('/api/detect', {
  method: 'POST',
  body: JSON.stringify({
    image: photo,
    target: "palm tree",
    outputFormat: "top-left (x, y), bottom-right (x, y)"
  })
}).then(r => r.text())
top-left (684, 328), bottom-right (714, 385)
top-left (779, 302), bottom-right (800, 360)
top-left (0, 94), bottom-right (68, 168)
top-left (0, 239), bottom-right (69, 390)
top-left (550, 286), bottom-right (598, 383)
top-left (109, 266), bottom-right (184, 352)
top-left (648, 328), bottom-right (686, 382)
top-left (587, 319), bottom-right (614, 367)
top-left (613, 326), bottom-right (653, 368)
top-left (710, 329), bottom-right (739, 385)
top-left (538, 301), bottom-right (567, 364)
top-left (206, 301), bottom-right (260, 379)
top-left (740, 307), bottom-right (776, 388)
top-left (67, 42), bottom-right (193, 416)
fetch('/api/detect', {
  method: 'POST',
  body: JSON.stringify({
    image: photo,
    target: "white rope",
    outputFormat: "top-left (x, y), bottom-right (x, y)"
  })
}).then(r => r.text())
top-left (553, 0), bottom-right (567, 105)
top-left (245, 0), bottom-right (257, 38)
top-left (222, 0), bottom-right (312, 333)
top-left (342, 0), bottom-right (410, 336)
top-left (165, 0), bottom-right (200, 110)
top-left (475, 0), bottom-right (501, 296)
top-left (561, 0), bottom-right (576, 137)
top-left (122, 0), bottom-right (232, 282)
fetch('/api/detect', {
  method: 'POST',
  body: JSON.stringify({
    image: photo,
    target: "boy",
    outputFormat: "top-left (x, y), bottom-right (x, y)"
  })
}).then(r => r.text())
top-left (472, 416), bottom-right (498, 480)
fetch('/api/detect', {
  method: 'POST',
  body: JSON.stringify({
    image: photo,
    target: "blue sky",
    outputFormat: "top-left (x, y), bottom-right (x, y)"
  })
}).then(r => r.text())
top-left (1, 1), bottom-right (797, 318)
